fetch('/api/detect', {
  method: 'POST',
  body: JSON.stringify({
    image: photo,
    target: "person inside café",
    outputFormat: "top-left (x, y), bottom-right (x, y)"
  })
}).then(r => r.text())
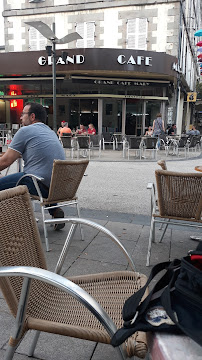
top-left (59, 122), bottom-right (72, 136)
top-left (145, 126), bottom-right (153, 136)
top-left (76, 124), bottom-right (87, 135)
top-left (87, 123), bottom-right (96, 135)
top-left (0, 102), bottom-right (66, 230)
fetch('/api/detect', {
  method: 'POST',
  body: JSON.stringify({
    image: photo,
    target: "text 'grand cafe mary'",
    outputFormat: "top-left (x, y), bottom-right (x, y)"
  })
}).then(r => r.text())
top-left (0, 48), bottom-right (178, 135)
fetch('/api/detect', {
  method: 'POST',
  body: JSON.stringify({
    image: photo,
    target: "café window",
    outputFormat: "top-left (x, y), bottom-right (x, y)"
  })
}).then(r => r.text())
top-left (127, 18), bottom-right (148, 50)
top-left (28, 26), bottom-right (47, 51)
top-left (76, 22), bottom-right (95, 48)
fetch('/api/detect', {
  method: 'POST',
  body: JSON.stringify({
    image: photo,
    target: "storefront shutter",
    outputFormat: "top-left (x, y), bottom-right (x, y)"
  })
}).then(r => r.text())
top-left (76, 22), bottom-right (95, 48)
top-left (28, 27), bottom-right (47, 51)
top-left (127, 18), bottom-right (147, 50)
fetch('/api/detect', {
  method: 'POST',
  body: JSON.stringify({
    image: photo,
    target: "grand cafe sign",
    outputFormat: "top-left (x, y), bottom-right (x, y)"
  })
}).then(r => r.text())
top-left (0, 48), bottom-right (177, 78)
top-left (38, 53), bottom-right (153, 67)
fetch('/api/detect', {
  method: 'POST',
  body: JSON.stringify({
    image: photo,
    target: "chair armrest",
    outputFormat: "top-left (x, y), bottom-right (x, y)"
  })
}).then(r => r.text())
top-left (0, 266), bottom-right (118, 339)
top-left (16, 174), bottom-right (45, 200)
top-left (44, 217), bottom-right (137, 273)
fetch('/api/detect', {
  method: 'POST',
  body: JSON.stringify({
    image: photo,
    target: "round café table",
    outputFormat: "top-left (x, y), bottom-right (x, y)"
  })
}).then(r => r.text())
top-left (190, 166), bottom-right (202, 241)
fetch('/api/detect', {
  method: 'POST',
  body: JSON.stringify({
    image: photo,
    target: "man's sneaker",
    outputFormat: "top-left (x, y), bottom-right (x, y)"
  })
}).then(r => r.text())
top-left (52, 208), bottom-right (65, 230)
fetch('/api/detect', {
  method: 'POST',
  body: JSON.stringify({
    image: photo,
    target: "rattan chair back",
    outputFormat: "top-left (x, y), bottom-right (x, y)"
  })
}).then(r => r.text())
top-left (155, 170), bottom-right (202, 220)
top-left (0, 186), bottom-right (47, 317)
top-left (46, 159), bottom-right (89, 203)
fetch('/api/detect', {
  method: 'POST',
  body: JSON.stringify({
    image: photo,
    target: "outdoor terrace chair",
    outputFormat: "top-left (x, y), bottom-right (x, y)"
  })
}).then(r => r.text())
top-left (102, 132), bottom-right (116, 150)
top-left (16, 159), bottom-right (89, 252)
top-left (60, 135), bottom-right (75, 158)
top-left (142, 137), bottom-right (158, 160)
top-left (127, 136), bottom-right (143, 160)
top-left (187, 135), bottom-right (201, 156)
top-left (113, 133), bottom-right (125, 150)
top-left (76, 135), bottom-right (91, 159)
top-left (89, 134), bottom-right (102, 157)
top-left (0, 185), bottom-right (148, 360)
top-left (146, 169), bottom-right (202, 266)
top-left (176, 135), bottom-right (188, 158)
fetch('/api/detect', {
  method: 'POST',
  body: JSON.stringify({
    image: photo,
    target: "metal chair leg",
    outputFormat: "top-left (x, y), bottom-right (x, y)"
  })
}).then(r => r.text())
top-left (159, 222), bottom-right (169, 243)
top-left (41, 205), bottom-right (50, 252)
top-left (28, 330), bottom-right (41, 357)
top-left (76, 202), bottom-right (84, 240)
top-left (146, 217), bottom-right (155, 266)
top-left (6, 278), bottom-right (32, 360)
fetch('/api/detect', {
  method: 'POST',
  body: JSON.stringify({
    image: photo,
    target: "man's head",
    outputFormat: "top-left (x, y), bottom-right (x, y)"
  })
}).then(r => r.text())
top-left (20, 103), bottom-right (47, 126)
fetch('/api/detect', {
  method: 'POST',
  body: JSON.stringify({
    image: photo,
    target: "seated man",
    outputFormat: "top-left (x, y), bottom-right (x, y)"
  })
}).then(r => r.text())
top-left (168, 124), bottom-right (176, 135)
top-left (186, 125), bottom-right (200, 136)
top-left (0, 102), bottom-right (66, 230)
top-left (60, 122), bottom-right (72, 136)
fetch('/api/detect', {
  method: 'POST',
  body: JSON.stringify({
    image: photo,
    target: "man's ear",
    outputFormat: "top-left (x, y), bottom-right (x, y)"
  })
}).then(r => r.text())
top-left (30, 112), bottom-right (36, 123)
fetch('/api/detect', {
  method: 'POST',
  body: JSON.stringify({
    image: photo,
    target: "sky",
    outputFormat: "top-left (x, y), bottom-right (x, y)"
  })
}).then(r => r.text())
top-left (0, 2), bottom-right (4, 45)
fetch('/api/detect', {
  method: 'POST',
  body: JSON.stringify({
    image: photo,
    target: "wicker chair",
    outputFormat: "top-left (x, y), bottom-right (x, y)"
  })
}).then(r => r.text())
top-left (16, 159), bottom-right (89, 252)
top-left (146, 169), bottom-right (202, 266)
top-left (0, 186), bottom-right (148, 360)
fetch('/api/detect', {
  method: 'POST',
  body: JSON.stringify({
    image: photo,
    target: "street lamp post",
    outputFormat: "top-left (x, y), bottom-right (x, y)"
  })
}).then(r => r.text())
top-left (25, 21), bottom-right (82, 132)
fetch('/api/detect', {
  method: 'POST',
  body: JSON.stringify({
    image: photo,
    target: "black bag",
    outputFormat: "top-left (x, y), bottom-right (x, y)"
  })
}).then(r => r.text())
top-left (111, 242), bottom-right (202, 347)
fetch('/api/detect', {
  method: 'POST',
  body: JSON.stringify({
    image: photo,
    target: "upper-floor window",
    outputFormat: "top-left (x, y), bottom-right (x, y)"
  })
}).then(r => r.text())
top-left (127, 18), bottom-right (148, 50)
top-left (28, 27), bottom-right (47, 51)
top-left (76, 22), bottom-right (95, 48)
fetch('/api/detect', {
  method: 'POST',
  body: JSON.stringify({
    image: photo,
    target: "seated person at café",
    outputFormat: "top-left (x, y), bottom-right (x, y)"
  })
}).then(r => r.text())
top-left (186, 125), bottom-right (200, 136)
top-left (87, 123), bottom-right (96, 135)
top-left (57, 120), bottom-right (65, 137)
top-left (60, 122), bottom-right (72, 136)
top-left (0, 102), bottom-right (66, 230)
top-left (145, 126), bottom-right (153, 136)
top-left (168, 124), bottom-right (176, 135)
top-left (76, 124), bottom-right (87, 135)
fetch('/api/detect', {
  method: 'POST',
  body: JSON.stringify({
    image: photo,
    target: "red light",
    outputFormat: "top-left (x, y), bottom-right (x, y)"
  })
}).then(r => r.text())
top-left (10, 100), bottom-right (18, 108)
top-left (10, 91), bottom-right (17, 96)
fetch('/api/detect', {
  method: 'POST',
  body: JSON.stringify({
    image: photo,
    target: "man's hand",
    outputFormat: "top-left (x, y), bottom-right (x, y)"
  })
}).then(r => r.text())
top-left (0, 148), bottom-right (20, 171)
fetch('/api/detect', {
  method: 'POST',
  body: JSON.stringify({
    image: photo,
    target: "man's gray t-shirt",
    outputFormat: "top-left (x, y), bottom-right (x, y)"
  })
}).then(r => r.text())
top-left (9, 122), bottom-right (65, 187)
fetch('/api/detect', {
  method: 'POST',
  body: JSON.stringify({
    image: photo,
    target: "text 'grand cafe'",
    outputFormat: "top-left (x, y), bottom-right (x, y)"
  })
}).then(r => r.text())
top-left (0, 48), bottom-right (178, 135)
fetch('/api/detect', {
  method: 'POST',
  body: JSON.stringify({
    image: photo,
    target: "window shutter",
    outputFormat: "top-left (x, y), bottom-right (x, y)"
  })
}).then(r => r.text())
top-left (29, 27), bottom-right (47, 51)
top-left (76, 22), bottom-right (95, 48)
top-left (76, 23), bottom-right (85, 48)
top-left (127, 18), bottom-right (147, 50)
top-left (86, 22), bottom-right (95, 47)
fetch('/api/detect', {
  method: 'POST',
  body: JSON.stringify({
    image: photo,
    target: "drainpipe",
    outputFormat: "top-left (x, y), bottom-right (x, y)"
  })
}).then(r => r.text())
top-left (175, 0), bottom-right (183, 130)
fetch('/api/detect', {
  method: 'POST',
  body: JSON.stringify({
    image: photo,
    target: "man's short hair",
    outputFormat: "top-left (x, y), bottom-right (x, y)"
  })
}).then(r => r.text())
top-left (25, 102), bottom-right (47, 123)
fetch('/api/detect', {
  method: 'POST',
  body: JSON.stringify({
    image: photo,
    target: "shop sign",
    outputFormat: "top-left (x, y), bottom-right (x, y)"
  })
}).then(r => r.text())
top-left (117, 55), bottom-right (152, 66)
top-left (72, 78), bottom-right (152, 86)
top-left (38, 54), bottom-right (85, 66)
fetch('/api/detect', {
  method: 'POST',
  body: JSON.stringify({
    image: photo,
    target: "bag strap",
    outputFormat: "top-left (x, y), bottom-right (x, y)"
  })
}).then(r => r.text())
top-left (123, 261), bottom-right (171, 322)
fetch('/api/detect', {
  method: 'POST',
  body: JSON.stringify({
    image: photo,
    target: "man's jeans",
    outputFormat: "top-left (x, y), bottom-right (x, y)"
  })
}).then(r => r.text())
top-left (0, 172), bottom-right (56, 216)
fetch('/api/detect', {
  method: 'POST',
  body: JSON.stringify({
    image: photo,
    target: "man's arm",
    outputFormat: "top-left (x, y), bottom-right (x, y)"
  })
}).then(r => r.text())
top-left (0, 148), bottom-right (21, 171)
